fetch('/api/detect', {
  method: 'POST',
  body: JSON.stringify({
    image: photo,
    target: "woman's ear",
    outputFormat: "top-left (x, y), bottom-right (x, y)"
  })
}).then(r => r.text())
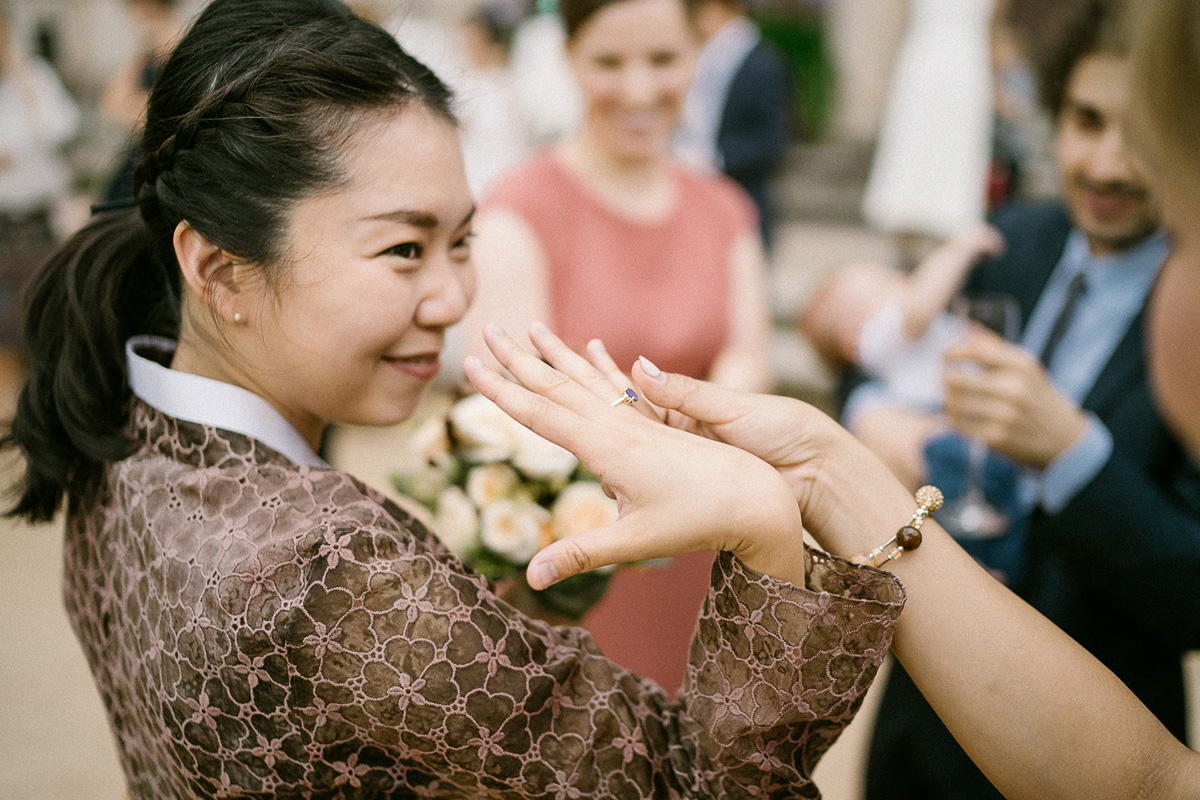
top-left (173, 220), bottom-right (245, 324)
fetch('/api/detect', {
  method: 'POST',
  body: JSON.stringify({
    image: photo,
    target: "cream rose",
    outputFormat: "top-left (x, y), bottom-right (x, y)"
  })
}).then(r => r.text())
top-left (465, 463), bottom-right (520, 508)
top-left (480, 499), bottom-right (549, 564)
top-left (511, 423), bottom-right (579, 481)
top-left (432, 486), bottom-right (479, 557)
top-left (448, 393), bottom-right (521, 463)
top-left (550, 481), bottom-right (618, 541)
top-left (409, 415), bottom-right (453, 469)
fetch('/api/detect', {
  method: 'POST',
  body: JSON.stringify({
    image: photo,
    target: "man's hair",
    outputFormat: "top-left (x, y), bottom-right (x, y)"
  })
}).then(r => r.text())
top-left (1036, 0), bottom-right (1131, 119)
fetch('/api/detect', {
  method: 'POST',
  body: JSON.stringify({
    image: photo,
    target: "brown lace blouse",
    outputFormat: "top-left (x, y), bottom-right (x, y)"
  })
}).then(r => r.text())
top-left (64, 400), bottom-right (905, 798)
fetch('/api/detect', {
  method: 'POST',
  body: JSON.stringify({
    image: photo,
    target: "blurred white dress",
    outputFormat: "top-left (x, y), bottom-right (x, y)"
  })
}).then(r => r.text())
top-left (0, 56), bottom-right (79, 216)
top-left (862, 0), bottom-right (995, 239)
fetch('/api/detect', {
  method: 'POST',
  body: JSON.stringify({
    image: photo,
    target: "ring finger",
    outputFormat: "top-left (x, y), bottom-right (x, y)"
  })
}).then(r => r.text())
top-left (483, 323), bottom-right (603, 413)
top-left (527, 323), bottom-right (655, 419)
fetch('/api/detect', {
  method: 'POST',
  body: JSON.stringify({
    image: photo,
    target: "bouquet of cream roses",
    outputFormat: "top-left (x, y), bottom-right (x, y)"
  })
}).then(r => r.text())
top-left (393, 392), bottom-right (623, 620)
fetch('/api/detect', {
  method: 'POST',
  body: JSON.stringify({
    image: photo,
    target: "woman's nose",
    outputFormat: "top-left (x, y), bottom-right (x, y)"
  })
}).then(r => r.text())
top-left (417, 262), bottom-right (475, 329)
top-left (618, 62), bottom-right (658, 106)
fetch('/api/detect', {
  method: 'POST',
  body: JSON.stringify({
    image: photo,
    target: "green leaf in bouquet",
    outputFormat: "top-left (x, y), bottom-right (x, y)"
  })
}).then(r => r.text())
top-left (444, 453), bottom-right (468, 488)
top-left (389, 468), bottom-right (444, 511)
top-left (528, 569), bottom-right (613, 621)
top-left (574, 465), bottom-right (602, 483)
top-left (468, 548), bottom-right (519, 582)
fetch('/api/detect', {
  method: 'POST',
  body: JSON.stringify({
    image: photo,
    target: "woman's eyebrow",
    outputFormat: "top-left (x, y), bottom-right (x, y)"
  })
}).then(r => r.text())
top-left (364, 207), bottom-right (476, 229)
top-left (365, 209), bottom-right (440, 228)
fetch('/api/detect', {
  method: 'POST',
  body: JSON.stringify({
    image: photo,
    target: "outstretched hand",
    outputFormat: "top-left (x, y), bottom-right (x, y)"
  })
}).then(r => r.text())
top-left (605, 352), bottom-right (919, 560)
top-left (463, 323), bottom-right (806, 590)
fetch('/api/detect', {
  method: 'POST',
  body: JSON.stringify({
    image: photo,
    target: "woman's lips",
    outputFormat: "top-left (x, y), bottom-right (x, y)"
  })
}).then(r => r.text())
top-left (384, 353), bottom-right (441, 381)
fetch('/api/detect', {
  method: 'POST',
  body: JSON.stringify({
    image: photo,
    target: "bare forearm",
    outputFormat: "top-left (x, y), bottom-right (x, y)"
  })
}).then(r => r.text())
top-left (850, 407), bottom-right (942, 491)
top-left (890, 532), bottom-right (1195, 799)
top-left (811, 442), bottom-right (1200, 799)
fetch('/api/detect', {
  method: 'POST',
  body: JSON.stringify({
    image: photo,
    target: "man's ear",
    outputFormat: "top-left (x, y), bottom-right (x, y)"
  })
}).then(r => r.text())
top-left (173, 220), bottom-right (245, 323)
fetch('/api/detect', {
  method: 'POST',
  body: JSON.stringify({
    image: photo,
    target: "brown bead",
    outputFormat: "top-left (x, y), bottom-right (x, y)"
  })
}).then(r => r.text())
top-left (896, 526), bottom-right (922, 550)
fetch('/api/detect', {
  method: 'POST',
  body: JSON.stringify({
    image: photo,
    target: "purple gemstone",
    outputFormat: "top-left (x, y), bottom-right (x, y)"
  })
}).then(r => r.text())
top-left (625, 389), bottom-right (639, 402)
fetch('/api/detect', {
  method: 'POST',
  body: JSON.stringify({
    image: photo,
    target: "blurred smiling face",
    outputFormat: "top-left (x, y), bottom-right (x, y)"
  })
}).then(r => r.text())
top-left (233, 107), bottom-right (476, 444)
top-left (567, 0), bottom-right (695, 164)
top-left (1055, 54), bottom-right (1160, 255)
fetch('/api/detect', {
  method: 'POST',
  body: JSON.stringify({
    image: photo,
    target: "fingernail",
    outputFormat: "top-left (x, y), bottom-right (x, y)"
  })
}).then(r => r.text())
top-left (531, 321), bottom-right (550, 336)
top-left (530, 559), bottom-right (559, 589)
top-left (464, 355), bottom-right (483, 372)
top-left (638, 356), bottom-right (663, 379)
top-left (485, 323), bottom-right (510, 339)
top-left (588, 338), bottom-right (607, 354)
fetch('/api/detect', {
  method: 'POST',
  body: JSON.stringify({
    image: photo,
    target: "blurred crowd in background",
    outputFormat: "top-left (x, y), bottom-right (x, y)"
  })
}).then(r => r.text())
top-left (0, 0), bottom-right (1075, 299)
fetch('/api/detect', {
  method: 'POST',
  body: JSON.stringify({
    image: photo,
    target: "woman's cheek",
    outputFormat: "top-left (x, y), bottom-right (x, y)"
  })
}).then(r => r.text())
top-left (1148, 254), bottom-right (1200, 458)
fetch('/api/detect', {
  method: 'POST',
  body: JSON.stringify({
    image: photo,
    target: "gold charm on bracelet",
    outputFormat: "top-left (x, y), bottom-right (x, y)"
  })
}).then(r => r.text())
top-left (851, 485), bottom-right (944, 568)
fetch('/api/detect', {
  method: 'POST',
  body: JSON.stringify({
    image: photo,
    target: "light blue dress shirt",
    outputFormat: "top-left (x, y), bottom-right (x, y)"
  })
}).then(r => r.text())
top-left (1023, 228), bottom-right (1167, 512)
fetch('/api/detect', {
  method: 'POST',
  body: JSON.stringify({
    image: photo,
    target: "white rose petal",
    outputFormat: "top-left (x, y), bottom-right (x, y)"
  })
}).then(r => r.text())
top-left (511, 423), bottom-right (579, 481)
top-left (432, 486), bottom-right (479, 557)
top-left (551, 481), bottom-right (618, 541)
top-left (465, 462), bottom-right (520, 508)
top-left (449, 393), bottom-right (521, 463)
top-left (409, 415), bottom-right (453, 468)
top-left (480, 499), bottom-right (549, 564)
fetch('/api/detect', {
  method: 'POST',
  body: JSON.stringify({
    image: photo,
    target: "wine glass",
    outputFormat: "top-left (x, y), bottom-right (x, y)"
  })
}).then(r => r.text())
top-left (937, 293), bottom-right (1021, 540)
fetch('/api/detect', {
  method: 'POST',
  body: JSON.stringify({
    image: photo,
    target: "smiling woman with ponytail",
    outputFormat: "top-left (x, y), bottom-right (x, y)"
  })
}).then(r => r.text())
top-left (0, 1), bottom-right (908, 797)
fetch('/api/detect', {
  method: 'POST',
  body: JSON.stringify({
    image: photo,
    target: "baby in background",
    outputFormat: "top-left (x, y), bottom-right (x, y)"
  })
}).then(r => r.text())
top-left (801, 224), bottom-right (1006, 418)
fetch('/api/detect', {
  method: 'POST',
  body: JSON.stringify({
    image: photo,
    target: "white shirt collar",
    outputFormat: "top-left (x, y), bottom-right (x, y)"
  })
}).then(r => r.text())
top-left (126, 335), bottom-right (327, 468)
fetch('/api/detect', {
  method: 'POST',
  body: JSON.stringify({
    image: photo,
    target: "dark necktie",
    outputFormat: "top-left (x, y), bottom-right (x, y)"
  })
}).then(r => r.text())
top-left (1038, 271), bottom-right (1088, 370)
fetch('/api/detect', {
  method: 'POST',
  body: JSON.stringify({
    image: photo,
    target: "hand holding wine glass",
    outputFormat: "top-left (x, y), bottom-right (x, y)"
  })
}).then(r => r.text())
top-left (936, 294), bottom-right (1021, 540)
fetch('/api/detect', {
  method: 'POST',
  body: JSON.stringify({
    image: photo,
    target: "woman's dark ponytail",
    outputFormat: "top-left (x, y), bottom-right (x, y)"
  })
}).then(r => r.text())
top-left (6, 210), bottom-right (180, 521)
top-left (4, 0), bottom-right (455, 522)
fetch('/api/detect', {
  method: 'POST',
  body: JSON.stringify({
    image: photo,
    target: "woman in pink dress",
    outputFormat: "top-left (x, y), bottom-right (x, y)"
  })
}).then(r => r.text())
top-left (464, 0), bottom-right (773, 695)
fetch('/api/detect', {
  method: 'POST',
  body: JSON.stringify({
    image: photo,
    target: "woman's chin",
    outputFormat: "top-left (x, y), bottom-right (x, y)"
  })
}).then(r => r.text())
top-left (599, 129), bottom-right (671, 164)
top-left (340, 395), bottom-right (426, 430)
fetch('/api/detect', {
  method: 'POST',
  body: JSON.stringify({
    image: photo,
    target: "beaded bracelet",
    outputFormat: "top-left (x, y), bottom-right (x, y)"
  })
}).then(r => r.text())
top-left (851, 485), bottom-right (943, 568)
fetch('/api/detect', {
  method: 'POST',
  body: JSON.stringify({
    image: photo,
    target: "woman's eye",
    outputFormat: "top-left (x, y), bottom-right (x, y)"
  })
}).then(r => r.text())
top-left (387, 242), bottom-right (423, 260)
top-left (452, 232), bottom-right (475, 255)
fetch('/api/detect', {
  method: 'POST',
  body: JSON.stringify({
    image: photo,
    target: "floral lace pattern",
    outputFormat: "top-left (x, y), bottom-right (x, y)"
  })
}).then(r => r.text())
top-left (63, 401), bottom-right (905, 798)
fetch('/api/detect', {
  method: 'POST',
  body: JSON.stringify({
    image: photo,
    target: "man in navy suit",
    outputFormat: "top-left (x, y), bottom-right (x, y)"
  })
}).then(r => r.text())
top-left (841, 1), bottom-right (1200, 798)
top-left (677, 0), bottom-right (791, 248)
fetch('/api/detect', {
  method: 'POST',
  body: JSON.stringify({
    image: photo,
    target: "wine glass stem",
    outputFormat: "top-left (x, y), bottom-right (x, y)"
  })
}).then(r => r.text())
top-left (966, 438), bottom-right (987, 501)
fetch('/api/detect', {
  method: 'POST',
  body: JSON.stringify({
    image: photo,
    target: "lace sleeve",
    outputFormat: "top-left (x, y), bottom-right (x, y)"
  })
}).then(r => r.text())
top-left (681, 549), bottom-right (905, 797)
top-left (205, 497), bottom-right (903, 797)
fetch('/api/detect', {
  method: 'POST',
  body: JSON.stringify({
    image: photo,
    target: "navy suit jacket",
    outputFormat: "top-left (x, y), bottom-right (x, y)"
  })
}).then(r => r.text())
top-left (716, 39), bottom-right (791, 247)
top-left (864, 202), bottom-right (1200, 800)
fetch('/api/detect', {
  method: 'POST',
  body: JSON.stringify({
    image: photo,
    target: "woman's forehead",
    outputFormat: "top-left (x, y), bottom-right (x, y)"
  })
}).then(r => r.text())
top-left (293, 108), bottom-right (471, 233)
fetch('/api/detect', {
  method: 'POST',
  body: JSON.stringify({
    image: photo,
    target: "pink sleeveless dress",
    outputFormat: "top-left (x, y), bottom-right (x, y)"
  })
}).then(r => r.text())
top-left (483, 149), bottom-right (757, 695)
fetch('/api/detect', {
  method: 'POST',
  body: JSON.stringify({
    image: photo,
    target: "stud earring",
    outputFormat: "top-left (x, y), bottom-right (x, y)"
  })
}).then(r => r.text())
top-left (233, 313), bottom-right (243, 323)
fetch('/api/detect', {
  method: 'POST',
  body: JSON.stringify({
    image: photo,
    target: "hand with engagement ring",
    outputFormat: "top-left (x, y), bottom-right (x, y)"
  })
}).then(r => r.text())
top-left (468, 322), bottom-right (933, 578)
top-left (463, 322), bottom-right (808, 591)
